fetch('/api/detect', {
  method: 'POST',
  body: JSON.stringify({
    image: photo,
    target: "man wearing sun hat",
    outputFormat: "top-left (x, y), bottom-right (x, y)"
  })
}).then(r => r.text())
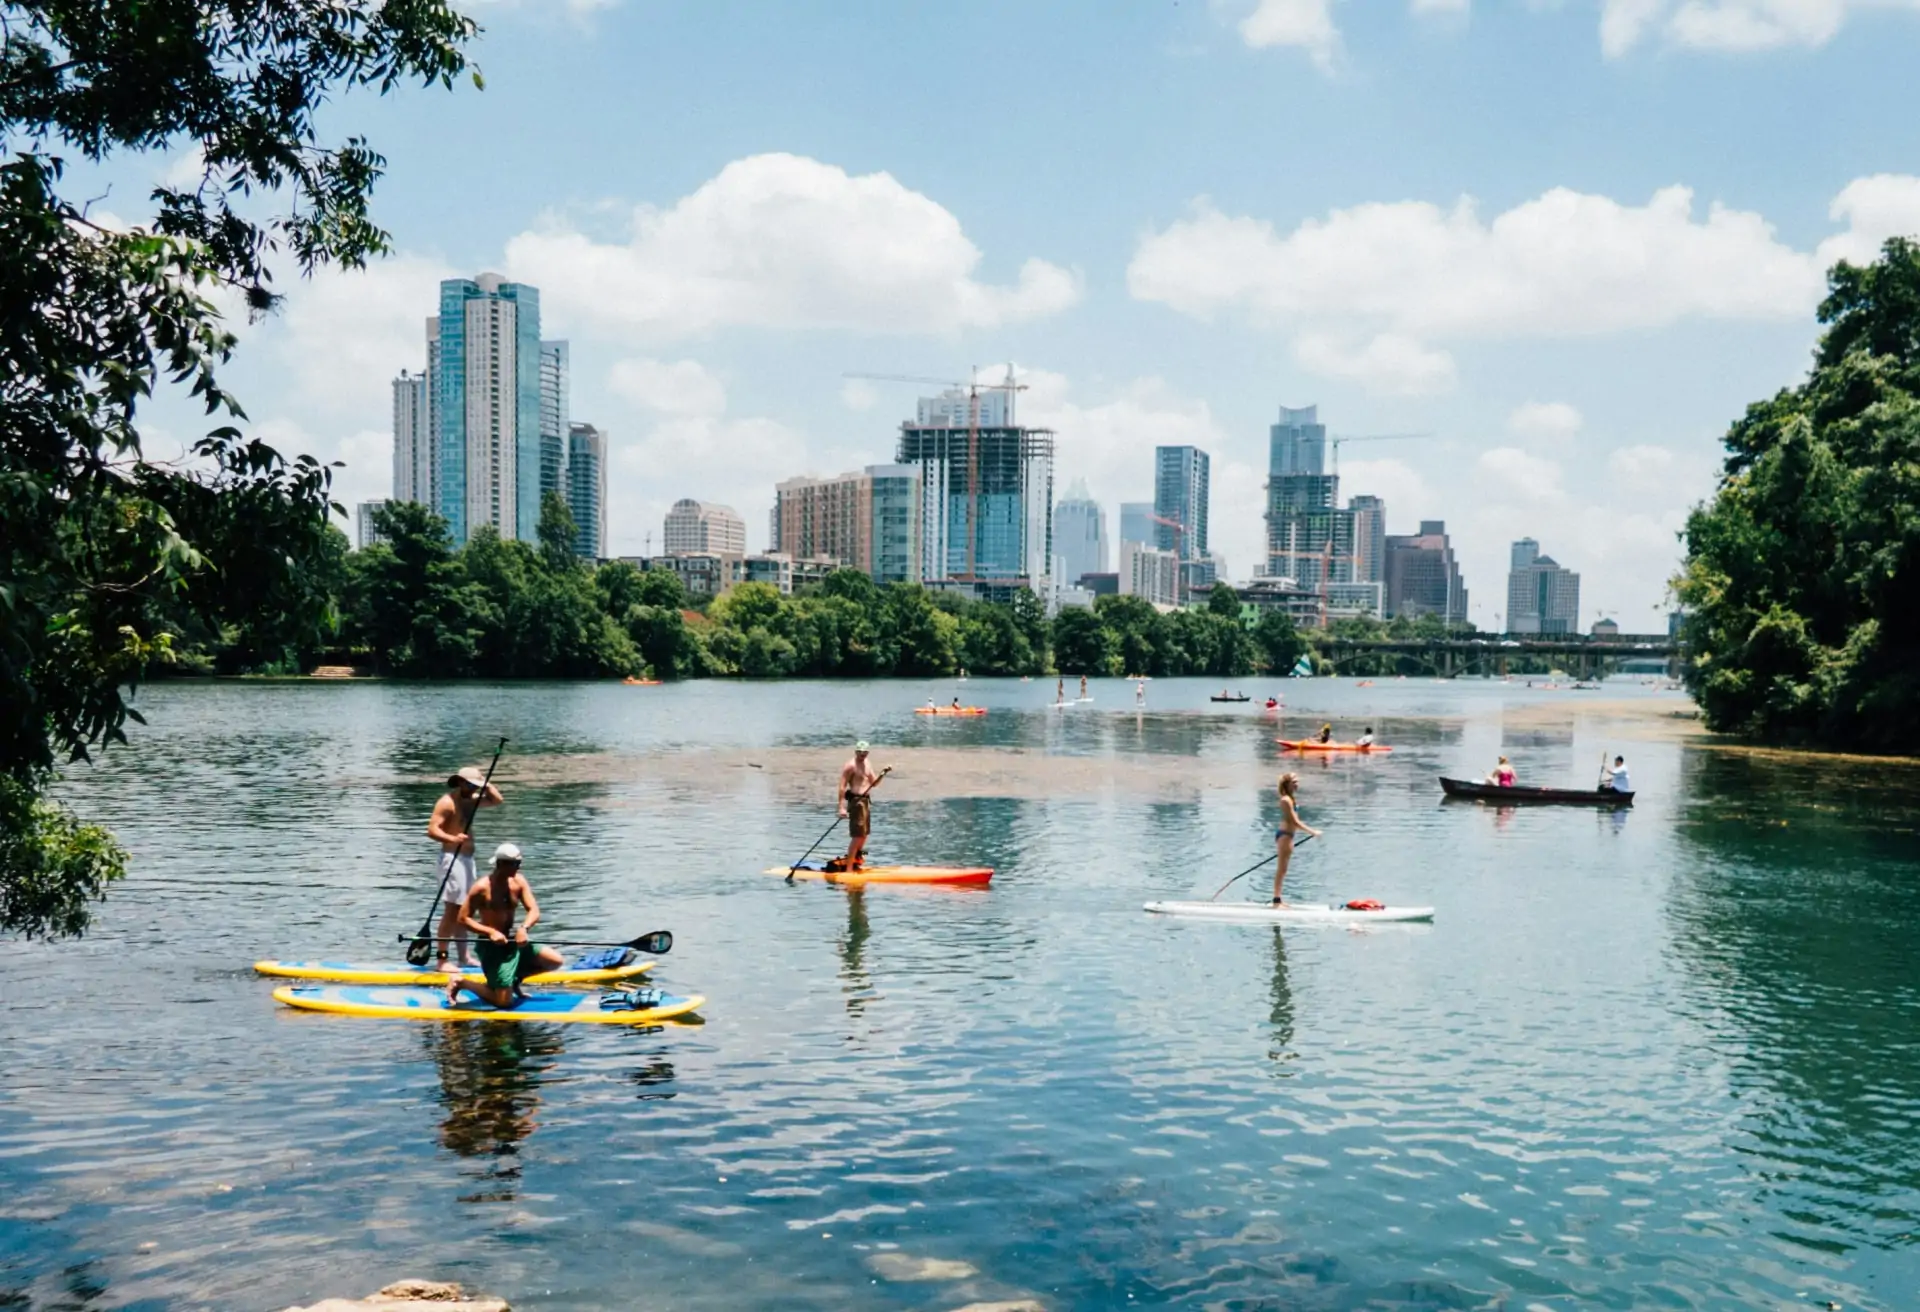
top-left (425, 764), bottom-right (504, 970)
top-left (826, 740), bottom-right (887, 872)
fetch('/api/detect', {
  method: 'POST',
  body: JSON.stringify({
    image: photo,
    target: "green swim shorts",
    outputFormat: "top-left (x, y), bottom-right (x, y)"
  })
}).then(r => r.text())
top-left (476, 937), bottom-right (543, 990)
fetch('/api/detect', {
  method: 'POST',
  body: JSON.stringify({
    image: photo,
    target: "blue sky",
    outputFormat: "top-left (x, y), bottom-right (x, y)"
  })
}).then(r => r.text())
top-left (126, 0), bottom-right (1920, 628)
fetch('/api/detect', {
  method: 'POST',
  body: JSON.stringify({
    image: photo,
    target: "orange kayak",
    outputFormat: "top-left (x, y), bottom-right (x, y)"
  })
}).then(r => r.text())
top-left (1277, 739), bottom-right (1393, 753)
top-left (915, 707), bottom-right (986, 716)
top-left (622, 677), bottom-right (662, 686)
top-left (764, 864), bottom-right (993, 886)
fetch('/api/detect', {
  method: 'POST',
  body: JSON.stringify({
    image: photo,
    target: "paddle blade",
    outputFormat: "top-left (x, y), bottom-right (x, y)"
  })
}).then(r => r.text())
top-left (404, 933), bottom-right (433, 967)
top-left (632, 930), bottom-right (672, 955)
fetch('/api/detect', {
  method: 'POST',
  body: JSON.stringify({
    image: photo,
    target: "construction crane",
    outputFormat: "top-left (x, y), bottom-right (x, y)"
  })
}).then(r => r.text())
top-left (843, 367), bottom-right (1027, 580)
top-left (1328, 432), bottom-right (1431, 478)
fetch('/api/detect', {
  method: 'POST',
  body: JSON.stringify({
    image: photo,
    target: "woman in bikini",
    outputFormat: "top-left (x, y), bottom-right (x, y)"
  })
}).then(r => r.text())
top-left (1272, 772), bottom-right (1322, 906)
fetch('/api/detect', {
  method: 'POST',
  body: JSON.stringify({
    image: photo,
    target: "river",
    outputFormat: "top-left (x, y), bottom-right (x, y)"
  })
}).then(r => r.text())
top-left (2, 677), bottom-right (1916, 1310)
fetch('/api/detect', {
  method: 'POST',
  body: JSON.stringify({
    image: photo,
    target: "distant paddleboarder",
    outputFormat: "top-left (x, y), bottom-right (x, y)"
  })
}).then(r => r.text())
top-left (1079, 674), bottom-right (1088, 700)
top-left (445, 843), bottom-right (562, 1008)
top-left (426, 764), bottom-right (503, 970)
top-left (829, 740), bottom-right (887, 872)
top-left (1272, 772), bottom-right (1322, 907)
top-left (1056, 676), bottom-right (1065, 706)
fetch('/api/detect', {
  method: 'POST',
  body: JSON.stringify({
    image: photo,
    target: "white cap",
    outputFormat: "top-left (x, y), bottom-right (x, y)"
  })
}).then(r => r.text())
top-left (493, 842), bottom-right (522, 864)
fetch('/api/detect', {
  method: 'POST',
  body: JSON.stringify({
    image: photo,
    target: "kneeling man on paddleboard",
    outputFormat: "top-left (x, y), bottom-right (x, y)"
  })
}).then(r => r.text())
top-left (829, 741), bottom-right (886, 872)
top-left (447, 843), bottom-right (563, 1008)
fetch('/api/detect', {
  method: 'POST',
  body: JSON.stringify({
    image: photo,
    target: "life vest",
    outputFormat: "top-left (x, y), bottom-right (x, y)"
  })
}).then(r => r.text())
top-left (1345, 898), bottom-right (1385, 911)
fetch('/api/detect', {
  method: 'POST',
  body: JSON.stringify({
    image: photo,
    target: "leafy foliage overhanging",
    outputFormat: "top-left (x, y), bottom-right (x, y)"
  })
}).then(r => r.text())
top-left (0, 0), bottom-right (479, 934)
top-left (1675, 238), bottom-right (1920, 749)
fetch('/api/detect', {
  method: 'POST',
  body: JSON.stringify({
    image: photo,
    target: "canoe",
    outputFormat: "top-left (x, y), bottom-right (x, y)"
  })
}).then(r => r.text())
top-left (915, 707), bottom-right (987, 716)
top-left (764, 863), bottom-right (993, 887)
top-left (1145, 901), bottom-right (1434, 924)
top-left (273, 984), bottom-right (704, 1025)
top-left (1439, 777), bottom-right (1634, 806)
top-left (1210, 695), bottom-right (1251, 703)
top-left (1277, 740), bottom-right (1393, 753)
top-left (254, 957), bottom-right (654, 987)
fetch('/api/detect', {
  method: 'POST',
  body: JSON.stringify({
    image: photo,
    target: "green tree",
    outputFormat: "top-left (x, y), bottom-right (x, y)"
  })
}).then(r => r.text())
top-left (1205, 583), bottom-right (1244, 621)
top-left (1253, 608), bottom-right (1307, 674)
top-left (1095, 594), bottom-right (1167, 677)
top-left (883, 584), bottom-right (957, 676)
top-left (0, 0), bottom-right (475, 934)
top-left (1676, 239), bottom-right (1920, 746)
top-left (1049, 606), bottom-right (1113, 675)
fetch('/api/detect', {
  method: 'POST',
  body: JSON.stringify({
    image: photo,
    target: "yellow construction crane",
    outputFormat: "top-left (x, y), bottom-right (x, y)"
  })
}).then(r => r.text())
top-left (843, 368), bottom-right (1027, 580)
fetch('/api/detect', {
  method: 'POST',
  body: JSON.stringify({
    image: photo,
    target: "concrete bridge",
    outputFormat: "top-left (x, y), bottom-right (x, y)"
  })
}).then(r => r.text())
top-left (1313, 634), bottom-right (1680, 679)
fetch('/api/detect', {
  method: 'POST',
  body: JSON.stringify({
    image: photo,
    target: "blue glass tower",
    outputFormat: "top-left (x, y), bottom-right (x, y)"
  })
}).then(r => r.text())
top-left (435, 274), bottom-right (544, 543)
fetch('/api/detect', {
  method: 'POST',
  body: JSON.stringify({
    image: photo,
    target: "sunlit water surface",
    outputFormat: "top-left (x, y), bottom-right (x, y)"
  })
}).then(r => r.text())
top-left (3, 678), bottom-right (1917, 1310)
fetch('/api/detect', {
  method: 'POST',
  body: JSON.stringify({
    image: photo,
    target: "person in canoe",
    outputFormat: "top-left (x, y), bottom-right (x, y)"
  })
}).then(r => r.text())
top-left (827, 740), bottom-right (887, 872)
top-left (1264, 696), bottom-right (1279, 710)
top-left (1272, 772), bottom-right (1323, 906)
top-left (426, 764), bottom-right (504, 970)
top-left (445, 843), bottom-right (562, 1008)
top-left (1601, 755), bottom-right (1631, 793)
top-left (1315, 723), bottom-right (1333, 744)
top-left (1486, 755), bottom-right (1516, 787)
top-left (1356, 726), bottom-right (1376, 748)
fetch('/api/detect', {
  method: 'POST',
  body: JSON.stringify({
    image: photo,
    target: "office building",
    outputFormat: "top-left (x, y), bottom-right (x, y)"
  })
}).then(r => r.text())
top-left (771, 464), bottom-right (923, 584)
top-left (1506, 538), bottom-right (1581, 634)
top-left (390, 370), bottom-right (431, 506)
top-left (1348, 495), bottom-right (1387, 584)
top-left (664, 499), bottom-right (747, 557)
top-left (618, 551), bottom-right (731, 599)
top-left (1385, 520), bottom-right (1469, 624)
top-left (539, 342), bottom-right (570, 511)
top-left (1153, 445), bottom-right (1210, 562)
top-left (1053, 480), bottom-right (1108, 585)
top-left (1265, 404), bottom-right (1349, 586)
top-left (896, 398), bottom-right (1054, 585)
top-left (1121, 540), bottom-right (1181, 608)
top-left (1118, 502), bottom-right (1154, 549)
top-left (432, 273), bottom-right (542, 543)
top-left (355, 500), bottom-right (390, 550)
top-left (567, 423), bottom-right (606, 561)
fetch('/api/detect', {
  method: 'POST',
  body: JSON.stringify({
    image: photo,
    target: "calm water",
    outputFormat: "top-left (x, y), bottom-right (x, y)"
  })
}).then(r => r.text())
top-left (3, 678), bottom-right (1918, 1310)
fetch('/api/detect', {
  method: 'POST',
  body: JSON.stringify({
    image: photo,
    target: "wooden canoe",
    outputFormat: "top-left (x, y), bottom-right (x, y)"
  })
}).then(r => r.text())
top-left (1439, 776), bottom-right (1633, 806)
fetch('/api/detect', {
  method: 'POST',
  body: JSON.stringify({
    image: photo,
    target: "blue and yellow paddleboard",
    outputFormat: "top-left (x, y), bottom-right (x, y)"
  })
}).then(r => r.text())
top-left (253, 957), bottom-right (654, 987)
top-left (272, 983), bottom-right (704, 1025)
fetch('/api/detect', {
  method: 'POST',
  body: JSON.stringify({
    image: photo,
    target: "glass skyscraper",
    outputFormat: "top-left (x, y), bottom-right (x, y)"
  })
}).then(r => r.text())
top-left (435, 274), bottom-right (543, 543)
top-left (567, 422), bottom-right (606, 560)
top-left (898, 403), bottom-right (1053, 584)
top-left (1053, 480), bottom-right (1108, 584)
top-left (540, 341), bottom-right (571, 517)
top-left (1153, 445), bottom-right (1209, 561)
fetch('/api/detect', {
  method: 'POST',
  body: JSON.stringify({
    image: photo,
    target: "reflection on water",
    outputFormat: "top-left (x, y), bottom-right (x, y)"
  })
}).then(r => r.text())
top-left (2, 679), bottom-right (1917, 1310)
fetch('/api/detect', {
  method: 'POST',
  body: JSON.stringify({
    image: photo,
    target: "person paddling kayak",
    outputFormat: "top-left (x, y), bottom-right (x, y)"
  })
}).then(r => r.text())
top-left (445, 843), bottom-right (562, 1008)
top-left (1272, 772), bottom-right (1322, 906)
top-left (426, 765), bottom-right (503, 970)
top-left (827, 740), bottom-right (886, 872)
top-left (1315, 723), bottom-right (1333, 744)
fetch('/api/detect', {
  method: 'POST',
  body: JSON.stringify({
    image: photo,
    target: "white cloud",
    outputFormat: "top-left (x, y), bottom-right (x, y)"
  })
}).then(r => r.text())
top-left (505, 153), bottom-right (1080, 341)
top-left (1339, 457), bottom-right (1434, 531)
top-left (1477, 447), bottom-right (1566, 502)
top-left (1507, 401), bottom-right (1584, 445)
top-left (1238, 0), bottom-right (1342, 67)
top-left (1294, 332), bottom-right (1458, 394)
top-left (265, 254), bottom-right (454, 415)
top-left (1609, 444), bottom-right (1679, 483)
top-left (1129, 176), bottom-right (1920, 389)
top-left (1599, 0), bottom-right (1920, 55)
top-left (840, 379), bottom-right (880, 412)
top-left (608, 358), bottom-right (728, 417)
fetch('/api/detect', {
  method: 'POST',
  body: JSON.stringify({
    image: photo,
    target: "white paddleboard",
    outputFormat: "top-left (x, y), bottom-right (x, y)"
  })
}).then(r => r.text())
top-left (1144, 900), bottom-right (1435, 924)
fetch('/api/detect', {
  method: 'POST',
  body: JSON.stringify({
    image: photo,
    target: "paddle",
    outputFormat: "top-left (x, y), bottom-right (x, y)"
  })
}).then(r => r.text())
top-left (1206, 833), bottom-right (1315, 901)
top-left (786, 766), bottom-right (892, 883)
top-left (405, 737), bottom-right (507, 967)
top-left (402, 929), bottom-right (673, 955)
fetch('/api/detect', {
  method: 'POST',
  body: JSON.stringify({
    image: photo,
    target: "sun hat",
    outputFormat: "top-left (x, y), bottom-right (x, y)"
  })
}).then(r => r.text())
top-left (451, 766), bottom-right (487, 788)
top-left (854, 740), bottom-right (870, 752)
top-left (493, 842), bottom-right (522, 864)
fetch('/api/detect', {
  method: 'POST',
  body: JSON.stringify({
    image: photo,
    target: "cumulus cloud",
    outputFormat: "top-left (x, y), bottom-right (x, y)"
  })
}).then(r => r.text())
top-left (264, 254), bottom-right (455, 414)
top-left (505, 153), bottom-right (1080, 341)
top-left (1477, 447), bottom-right (1567, 502)
top-left (1238, 0), bottom-right (1342, 68)
top-left (608, 358), bottom-right (729, 417)
top-left (1507, 401), bottom-right (1584, 445)
top-left (840, 379), bottom-right (880, 412)
top-left (1599, 0), bottom-right (1920, 54)
top-left (1128, 175), bottom-right (1920, 389)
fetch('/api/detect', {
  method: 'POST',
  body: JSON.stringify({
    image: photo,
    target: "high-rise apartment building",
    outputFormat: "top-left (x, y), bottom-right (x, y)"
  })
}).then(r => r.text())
top-left (1153, 445), bottom-right (1209, 562)
top-left (539, 342), bottom-right (570, 512)
top-left (390, 370), bottom-right (431, 505)
top-left (1118, 502), bottom-right (1154, 549)
top-left (897, 396), bottom-right (1053, 584)
top-left (434, 273), bottom-right (543, 543)
top-left (664, 499), bottom-right (747, 556)
top-left (567, 423), bottom-right (606, 561)
top-left (771, 465), bottom-right (923, 585)
top-left (1053, 480), bottom-right (1108, 585)
top-left (1348, 495), bottom-right (1387, 585)
top-left (1120, 540), bottom-right (1181, 608)
top-left (1265, 404), bottom-right (1351, 587)
top-left (1385, 520), bottom-right (1469, 623)
top-left (1506, 538), bottom-right (1580, 634)
top-left (356, 500), bottom-right (390, 550)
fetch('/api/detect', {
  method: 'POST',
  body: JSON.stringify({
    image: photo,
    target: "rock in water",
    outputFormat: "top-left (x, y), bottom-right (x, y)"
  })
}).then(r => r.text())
top-left (280, 1280), bottom-right (508, 1312)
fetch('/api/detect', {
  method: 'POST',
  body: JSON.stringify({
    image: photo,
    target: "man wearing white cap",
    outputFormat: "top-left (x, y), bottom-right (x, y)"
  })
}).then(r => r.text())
top-left (827, 740), bottom-right (887, 872)
top-left (426, 764), bottom-right (504, 970)
top-left (446, 843), bottom-right (562, 1008)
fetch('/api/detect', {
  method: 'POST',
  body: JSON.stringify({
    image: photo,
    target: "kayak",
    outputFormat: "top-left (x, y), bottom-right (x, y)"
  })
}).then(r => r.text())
top-left (253, 957), bottom-right (655, 987)
top-left (1439, 777), bottom-right (1634, 806)
top-left (915, 707), bottom-right (987, 716)
top-left (621, 677), bottom-right (662, 686)
top-left (764, 863), bottom-right (993, 887)
top-left (1277, 740), bottom-right (1394, 753)
top-left (1210, 695), bottom-right (1250, 703)
top-left (1144, 901), bottom-right (1434, 924)
top-left (273, 983), bottom-right (705, 1024)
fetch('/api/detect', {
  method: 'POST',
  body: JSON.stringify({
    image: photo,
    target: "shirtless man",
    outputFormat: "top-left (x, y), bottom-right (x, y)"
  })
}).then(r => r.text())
top-left (1079, 674), bottom-right (1088, 700)
top-left (829, 741), bottom-right (887, 872)
top-left (426, 765), bottom-right (504, 969)
top-left (446, 843), bottom-right (563, 1008)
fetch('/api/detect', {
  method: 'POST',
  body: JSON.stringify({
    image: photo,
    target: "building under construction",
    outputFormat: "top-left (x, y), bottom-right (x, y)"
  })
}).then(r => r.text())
top-left (896, 390), bottom-right (1054, 587)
